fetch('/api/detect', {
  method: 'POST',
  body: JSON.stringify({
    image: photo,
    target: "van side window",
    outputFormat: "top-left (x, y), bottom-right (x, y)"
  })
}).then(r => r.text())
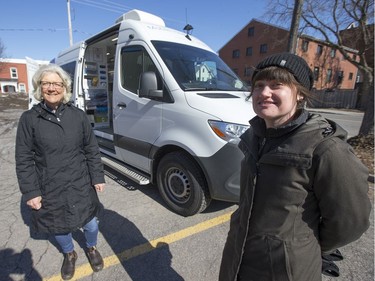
top-left (120, 46), bottom-right (159, 94)
top-left (60, 61), bottom-right (76, 94)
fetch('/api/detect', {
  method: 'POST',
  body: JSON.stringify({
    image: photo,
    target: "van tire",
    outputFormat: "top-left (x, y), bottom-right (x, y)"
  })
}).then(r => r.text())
top-left (157, 151), bottom-right (211, 216)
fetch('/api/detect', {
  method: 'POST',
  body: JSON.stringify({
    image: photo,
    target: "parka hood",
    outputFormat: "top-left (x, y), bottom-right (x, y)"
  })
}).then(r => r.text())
top-left (240, 110), bottom-right (348, 159)
top-left (245, 109), bottom-right (347, 142)
top-left (300, 112), bottom-right (348, 141)
top-left (32, 101), bottom-right (72, 115)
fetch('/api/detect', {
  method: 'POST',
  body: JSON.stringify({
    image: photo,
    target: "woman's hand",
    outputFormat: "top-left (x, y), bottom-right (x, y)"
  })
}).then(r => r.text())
top-left (27, 196), bottom-right (42, 210)
top-left (94, 183), bottom-right (105, 192)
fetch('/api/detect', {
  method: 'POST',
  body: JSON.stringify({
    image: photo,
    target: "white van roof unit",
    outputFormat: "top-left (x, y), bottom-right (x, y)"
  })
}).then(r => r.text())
top-left (115, 9), bottom-right (165, 27)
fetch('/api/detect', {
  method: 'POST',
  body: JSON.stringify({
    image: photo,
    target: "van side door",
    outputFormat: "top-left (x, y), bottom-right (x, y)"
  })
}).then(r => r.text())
top-left (113, 44), bottom-right (163, 172)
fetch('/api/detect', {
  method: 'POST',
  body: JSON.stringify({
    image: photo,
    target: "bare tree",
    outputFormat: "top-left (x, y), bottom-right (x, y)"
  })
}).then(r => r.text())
top-left (0, 39), bottom-right (6, 72)
top-left (265, 0), bottom-right (374, 136)
top-left (0, 39), bottom-right (4, 57)
top-left (288, 0), bottom-right (304, 53)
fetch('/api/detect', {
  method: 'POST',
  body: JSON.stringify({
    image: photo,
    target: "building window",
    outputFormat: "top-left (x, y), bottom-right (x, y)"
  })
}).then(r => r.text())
top-left (316, 45), bottom-right (323, 56)
top-left (232, 49), bottom-right (240, 58)
top-left (349, 72), bottom-right (354, 80)
top-left (248, 27), bottom-right (255, 37)
top-left (302, 40), bottom-right (309, 52)
top-left (260, 44), bottom-right (268, 54)
top-left (314, 67), bottom-right (319, 81)
top-left (246, 47), bottom-right (253, 56)
top-left (244, 67), bottom-right (252, 77)
top-left (232, 68), bottom-right (238, 75)
top-left (337, 71), bottom-right (344, 84)
top-left (19, 83), bottom-right (26, 93)
top-left (353, 54), bottom-right (357, 61)
top-left (3, 85), bottom-right (16, 93)
top-left (330, 49), bottom-right (336, 58)
top-left (10, 67), bottom-right (18, 79)
top-left (326, 69), bottom-right (332, 83)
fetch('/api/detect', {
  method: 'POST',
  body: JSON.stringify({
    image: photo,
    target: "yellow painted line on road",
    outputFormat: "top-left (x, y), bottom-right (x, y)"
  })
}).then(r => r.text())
top-left (43, 211), bottom-right (233, 281)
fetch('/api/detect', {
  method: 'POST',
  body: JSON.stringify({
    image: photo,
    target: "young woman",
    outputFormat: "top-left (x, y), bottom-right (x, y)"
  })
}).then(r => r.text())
top-left (16, 64), bottom-right (105, 280)
top-left (219, 53), bottom-right (371, 281)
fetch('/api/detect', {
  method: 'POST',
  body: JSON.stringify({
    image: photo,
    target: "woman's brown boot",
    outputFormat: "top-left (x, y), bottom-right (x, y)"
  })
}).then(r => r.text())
top-left (61, 250), bottom-right (77, 280)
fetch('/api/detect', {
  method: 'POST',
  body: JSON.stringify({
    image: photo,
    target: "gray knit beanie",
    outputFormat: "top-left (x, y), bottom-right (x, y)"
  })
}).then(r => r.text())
top-left (252, 52), bottom-right (314, 90)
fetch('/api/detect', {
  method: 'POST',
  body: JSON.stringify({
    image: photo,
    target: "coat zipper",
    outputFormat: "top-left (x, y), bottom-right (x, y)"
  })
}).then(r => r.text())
top-left (234, 142), bottom-right (259, 280)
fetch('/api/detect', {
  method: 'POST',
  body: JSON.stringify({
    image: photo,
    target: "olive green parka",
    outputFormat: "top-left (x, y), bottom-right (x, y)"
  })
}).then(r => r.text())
top-left (219, 110), bottom-right (371, 281)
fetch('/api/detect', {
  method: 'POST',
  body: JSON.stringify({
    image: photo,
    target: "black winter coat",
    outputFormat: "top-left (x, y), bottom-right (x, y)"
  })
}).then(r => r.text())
top-left (219, 110), bottom-right (371, 281)
top-left (16, 102), bottom-right (105, 234)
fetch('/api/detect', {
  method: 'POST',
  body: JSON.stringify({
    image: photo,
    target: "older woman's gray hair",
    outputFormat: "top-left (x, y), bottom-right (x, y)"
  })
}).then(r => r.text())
top-left (32, 64), bottom-right (72, 103)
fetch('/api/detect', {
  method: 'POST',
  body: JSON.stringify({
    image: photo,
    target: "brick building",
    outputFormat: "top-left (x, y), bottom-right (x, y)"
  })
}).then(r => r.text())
top-left (339, 23), bottom-right (374, 70)
top-left (298, 35), bottom-right (359, 90)
top-left (0, 58), bottom-right (29, 94)
top-left (219, 19), bottom-right (360, 90)
top-left (0, 58), bottom-right (48, 94)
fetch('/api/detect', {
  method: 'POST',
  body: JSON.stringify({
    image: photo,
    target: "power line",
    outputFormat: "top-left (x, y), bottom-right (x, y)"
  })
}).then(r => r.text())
top-left (71, 0), bottom-right (185, 26)
top-left (0, 1), bottom-right (186, 37)
top-left (102, 0), bottom-right (133, 10)
top-left (71, 0), bottom-right (129, 14)
top-left (0, 28), bottom-right (92, 35)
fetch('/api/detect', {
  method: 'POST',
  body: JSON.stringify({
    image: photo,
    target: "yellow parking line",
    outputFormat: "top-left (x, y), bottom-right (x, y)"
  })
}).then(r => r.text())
top-left (43, 211), bottom-right (233, 281)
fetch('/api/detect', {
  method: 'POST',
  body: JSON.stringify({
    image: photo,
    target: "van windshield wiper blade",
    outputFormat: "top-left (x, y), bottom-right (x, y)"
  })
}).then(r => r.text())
top-left (184, 87), bottom-right (218, 91)
top-left (185, 87), bottom-right (208, 91)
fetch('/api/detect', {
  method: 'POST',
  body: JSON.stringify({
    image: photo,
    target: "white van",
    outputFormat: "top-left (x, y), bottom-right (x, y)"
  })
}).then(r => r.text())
top-left (53, 9), bottom-right (255, 216)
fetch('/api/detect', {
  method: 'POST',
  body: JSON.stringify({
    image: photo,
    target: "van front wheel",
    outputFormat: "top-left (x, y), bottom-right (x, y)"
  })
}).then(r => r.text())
top-left (157, 152), bottom-right (211, 216)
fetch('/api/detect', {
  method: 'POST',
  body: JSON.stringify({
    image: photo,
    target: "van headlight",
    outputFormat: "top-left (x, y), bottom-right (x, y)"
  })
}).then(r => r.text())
top-left (208, 120), bottom-right (249, 144)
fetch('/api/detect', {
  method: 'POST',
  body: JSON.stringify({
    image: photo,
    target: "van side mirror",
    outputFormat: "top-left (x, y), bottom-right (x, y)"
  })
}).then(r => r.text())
top-left (138, 71), bottom-right (163, 99)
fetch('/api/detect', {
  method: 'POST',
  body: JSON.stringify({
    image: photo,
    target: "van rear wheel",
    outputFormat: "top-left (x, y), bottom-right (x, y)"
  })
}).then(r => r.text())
top-left (157, 152), bottom-right (211, 216)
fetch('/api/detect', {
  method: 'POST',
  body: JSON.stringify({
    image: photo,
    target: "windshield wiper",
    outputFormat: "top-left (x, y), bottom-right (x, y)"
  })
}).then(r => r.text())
top-left (184, 87), bottom-right (217, 91)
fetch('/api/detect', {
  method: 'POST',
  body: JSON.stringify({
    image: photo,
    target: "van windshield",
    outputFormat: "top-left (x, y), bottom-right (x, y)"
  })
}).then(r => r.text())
top-left (152, 41), bottom-right (248, 92)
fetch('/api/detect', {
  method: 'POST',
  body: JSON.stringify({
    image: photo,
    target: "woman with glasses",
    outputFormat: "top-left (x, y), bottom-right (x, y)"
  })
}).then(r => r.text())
top-left (15, 64), bottom-right (105, 280)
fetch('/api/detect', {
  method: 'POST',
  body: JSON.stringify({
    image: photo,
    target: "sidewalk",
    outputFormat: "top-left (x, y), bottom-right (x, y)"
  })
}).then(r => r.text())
top-left (307, 107), bottom-right (364, 116)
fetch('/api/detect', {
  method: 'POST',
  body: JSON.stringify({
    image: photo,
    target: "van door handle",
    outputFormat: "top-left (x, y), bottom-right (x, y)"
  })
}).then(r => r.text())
top-left (117, 102), bottom-right (127, 109)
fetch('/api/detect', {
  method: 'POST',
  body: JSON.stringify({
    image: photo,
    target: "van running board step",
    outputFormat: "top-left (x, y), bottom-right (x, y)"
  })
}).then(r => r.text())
top-left (101, 156), bottom-right (150, 185)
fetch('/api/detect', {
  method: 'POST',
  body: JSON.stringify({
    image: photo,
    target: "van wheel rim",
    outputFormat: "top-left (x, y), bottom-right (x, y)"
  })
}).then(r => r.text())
top-left (166, 168), bottom-right (191, 203)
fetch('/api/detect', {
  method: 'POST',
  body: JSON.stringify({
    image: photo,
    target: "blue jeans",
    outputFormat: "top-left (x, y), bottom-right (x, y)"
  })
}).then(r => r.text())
top-left (54, 217), bottom-right (99, 253)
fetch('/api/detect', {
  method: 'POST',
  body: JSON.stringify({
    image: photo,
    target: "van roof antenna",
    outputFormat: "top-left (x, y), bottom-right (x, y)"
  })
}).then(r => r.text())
top-left (183, 8), bottom-right (193, 41)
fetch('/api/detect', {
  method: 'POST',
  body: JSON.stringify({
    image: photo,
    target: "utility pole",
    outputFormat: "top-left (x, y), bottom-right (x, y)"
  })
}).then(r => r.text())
top-left (287, 0), bottom-right (304, 54)
top-left (66, 0), bottom-right (73, 46)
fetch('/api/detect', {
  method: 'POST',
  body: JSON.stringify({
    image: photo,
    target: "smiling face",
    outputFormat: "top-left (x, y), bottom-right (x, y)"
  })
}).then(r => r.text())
top-left (40, 72), bottom-right (65, 109)
top-left (252, 79), bottom-right (302, 128)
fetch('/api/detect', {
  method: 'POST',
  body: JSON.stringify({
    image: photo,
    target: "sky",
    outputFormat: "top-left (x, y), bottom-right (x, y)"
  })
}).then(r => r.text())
top-left (0, 0), bottom-right (268, 61)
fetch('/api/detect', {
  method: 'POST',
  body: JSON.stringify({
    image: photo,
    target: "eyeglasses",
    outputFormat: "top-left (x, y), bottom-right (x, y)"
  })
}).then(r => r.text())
top-left (40, 81), bottom-right (64, 89)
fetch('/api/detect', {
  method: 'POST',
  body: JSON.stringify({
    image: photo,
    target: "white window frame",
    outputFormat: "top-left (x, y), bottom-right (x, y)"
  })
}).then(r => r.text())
top-left (10, 67), bottom-right (18, 79)
top-left (19, 83), bottom-right (26, 93)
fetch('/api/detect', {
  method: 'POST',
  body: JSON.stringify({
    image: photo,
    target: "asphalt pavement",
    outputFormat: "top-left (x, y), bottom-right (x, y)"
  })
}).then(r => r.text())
top-left (0, 106), bottom-right (373, 281)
